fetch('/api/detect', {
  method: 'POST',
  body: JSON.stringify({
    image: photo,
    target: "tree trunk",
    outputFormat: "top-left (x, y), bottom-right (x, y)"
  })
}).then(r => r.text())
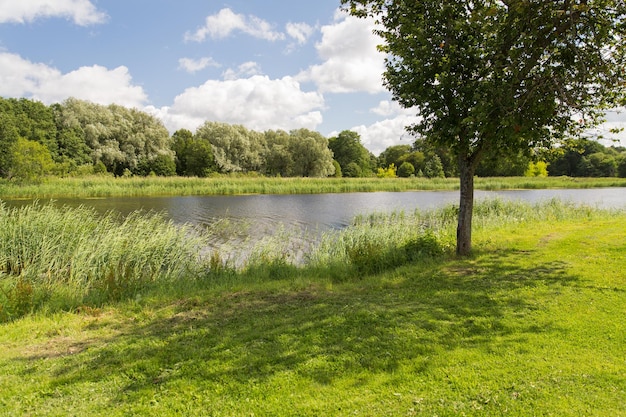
top-left (457, 156), bottom-right (475, 256)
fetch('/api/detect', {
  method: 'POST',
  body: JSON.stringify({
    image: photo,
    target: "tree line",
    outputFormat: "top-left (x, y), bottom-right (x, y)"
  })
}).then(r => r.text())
top-left (1, 96), bottom-right (625, 181)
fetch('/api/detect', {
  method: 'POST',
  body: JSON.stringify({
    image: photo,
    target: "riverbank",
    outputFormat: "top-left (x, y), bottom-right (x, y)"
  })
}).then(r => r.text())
top-left (1, 175), bottom-right (626, 198)
top-left (0, 200), bottom-right (625, 415)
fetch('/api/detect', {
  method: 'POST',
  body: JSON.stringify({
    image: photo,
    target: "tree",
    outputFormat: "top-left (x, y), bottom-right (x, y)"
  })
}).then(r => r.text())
top-left (288, 129), bottom-right (335, 177)
top-left (56, 98), bottom-right (173, 175)
top-left (343, 0), bottom-right (626, 255)
top-left (8, 137), bottom-right (54, 181)
top-left (423, 155), bottom-right (445, 178)
top-left (264, 130), bottom-right (293, 177)
top-left (378, 144), bottom-right (411, 168)
top-left (476, 148), bottom-right (530, 176)
top-left (397, 161), bottom-right (415, 177)
top-left (329, 130), bottom-right (373, 177)
top-left (171, 129), bottom-right (216, 177)
top-left (577, 152), bottom-right (618, 177)
top-left (196, 122), bottom-right (266, 173)
top-left (0, 112), bottom-right (18, 178)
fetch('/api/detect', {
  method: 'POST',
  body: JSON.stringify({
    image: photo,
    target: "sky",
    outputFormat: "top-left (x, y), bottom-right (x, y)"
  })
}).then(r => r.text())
top-left (0, 0), bottom-right (624, 156)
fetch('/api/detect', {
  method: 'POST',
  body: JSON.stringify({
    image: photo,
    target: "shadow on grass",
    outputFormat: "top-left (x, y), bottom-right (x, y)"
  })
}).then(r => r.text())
top-left (15, 248), bottom-right (580, 403)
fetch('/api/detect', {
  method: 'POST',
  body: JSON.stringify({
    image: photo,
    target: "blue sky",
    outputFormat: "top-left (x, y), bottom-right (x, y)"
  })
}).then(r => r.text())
top-left (0, 0), bottom-right (623, 155)
top-left (0, 0), bottom-right (418, 155)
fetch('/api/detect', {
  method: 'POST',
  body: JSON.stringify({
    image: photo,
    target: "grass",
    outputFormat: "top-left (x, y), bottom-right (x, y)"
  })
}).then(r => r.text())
top-left (1, 175), bottom-right (625, 199)
top-left (0, 201), bottom-right (625, 415)
top-left (0, 202), bottom-right (204, 319)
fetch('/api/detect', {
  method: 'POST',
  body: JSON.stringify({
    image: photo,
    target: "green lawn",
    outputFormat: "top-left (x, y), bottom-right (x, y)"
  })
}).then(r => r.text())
top-left (1, 210), bottom-right (624, 416)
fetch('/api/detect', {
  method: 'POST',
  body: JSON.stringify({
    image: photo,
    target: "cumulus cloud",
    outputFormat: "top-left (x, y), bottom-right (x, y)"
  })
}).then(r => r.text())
top-left (298, 10), bottom-right (386, 94)
top-left (589, 108), bottom-right (626, 146)
top-left (329, 101), bottom-right (419, 155)
top-left (222, 62), bottom-right (262, 81)
top-left (286, 22), bottom-right (315, 45)
top-left (348, 113), bottom-right (420, 156)
top-left (185, 8), bottom-right (285, 42)
top-left (0, 0), bottom-right (107, 26)
top-left (0, 52), bottom-right (147, 107)
top-left (178, 57), bottom-right (220, 73)
top-left (150, 75), bottom-right (324, 133)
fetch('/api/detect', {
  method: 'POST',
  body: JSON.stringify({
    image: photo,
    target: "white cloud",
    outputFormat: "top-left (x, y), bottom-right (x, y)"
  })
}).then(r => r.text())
top-left (185, 8), bottom-right (284, 42)
top-left (334, 101), bottom-right (419, 155)
top-left (298, 10), bottom-right (385, 94)
top-left (0, 52), bottom-right (147, 107)
top-left (178, 57), bottom-right (220, 73)
top-left (348, 113), bottom-right (420, 156)
top-left (371, 100), bottom-right (413, 117)
top-left (286, 22), bottom-right (314, 45)
top-left (0, 0), bottom-right (107, 26)
top-left (151, 75), bottom-right (324, 133)
top-left (222, 62), bottom-right (262, 81)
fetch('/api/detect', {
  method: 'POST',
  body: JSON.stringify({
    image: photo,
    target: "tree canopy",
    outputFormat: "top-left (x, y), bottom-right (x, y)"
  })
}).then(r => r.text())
top-left (329, 130), bottom-right (374, 177)
top-left (342, 0), bottom-right (626, 254)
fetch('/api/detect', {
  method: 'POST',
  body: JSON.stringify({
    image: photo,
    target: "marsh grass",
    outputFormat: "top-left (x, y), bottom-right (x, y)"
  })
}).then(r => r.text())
top-left (1, 198), bottom-right (618, 321)
top-left (0, 201), bottom-right (624, 416)
top-left (1, 175), bottom-right (625, 199)
top-left (0, 202), bottom-right (204, 320)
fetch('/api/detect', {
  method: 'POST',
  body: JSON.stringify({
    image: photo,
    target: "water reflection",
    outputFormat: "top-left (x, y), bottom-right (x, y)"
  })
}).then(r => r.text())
top-left (3, 188), bottom-right (624, 265)
top-left (3, 188), bottom-right (625, 233)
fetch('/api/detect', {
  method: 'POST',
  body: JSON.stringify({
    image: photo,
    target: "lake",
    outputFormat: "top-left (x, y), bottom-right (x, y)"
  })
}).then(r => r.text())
top-left (4, 187), bottom-right (625, 233)
top-left (4, 188), bottom-right (624, 264)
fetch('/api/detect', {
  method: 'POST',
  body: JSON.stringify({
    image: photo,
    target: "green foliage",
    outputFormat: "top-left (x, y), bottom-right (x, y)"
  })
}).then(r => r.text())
top-left (331, 160), bottom-right (342, 177)
top-left (138, 153), bottom-right (176, 177)
top-left (548, 138), bottom-right (625, 177)
top-left (342, 161), bottom-right (362, 178)
top-left (423, 155), bottom-right (445, 178)
top-left (93, 160), bottom-right (107, 174)
top-left (343, 0), bottom-right (626, 254)
top-left (54, 98), bottom-right (173, 176)
top-left (397, 161), bottom-right (415, 177)
top-left (287, 129), bottom-right (336, 177)
top-left (525, 161), bottom-right (549, 177)
top-left (328, 130), bottom-right (373, 177)
top-left (477, 149), bottom-right (531, 177)
top-left (171, 129), bottom-right (216, 177)
top-left (8, 138), bottom-right (55, 181)
top-left (618, 155), bottom-right (626, 178)
top-left (376, 163), bottom-right (397, 178)
top-left (0, 113), bottom-right (19, 177)
top-left (263, 129), bottom-right (293, 176)
top-left (577, 152), bottom-right (618, 177)
top-left (402, 230), bottom-right (446, 260)
top-left (378, 144), bottom-right (411, 168)
top-left (196, 122), bottom-right (265, 173)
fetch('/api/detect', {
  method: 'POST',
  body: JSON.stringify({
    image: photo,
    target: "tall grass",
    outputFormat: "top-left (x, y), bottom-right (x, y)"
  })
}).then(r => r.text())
top-left (0, 202), bottom-right (204, 321)
top-left (1, 175), bottom-right (624, 199)
top-left (306, 198), bottom-right (615, 278)
top-left (1, 198), bottom-right (620, 321)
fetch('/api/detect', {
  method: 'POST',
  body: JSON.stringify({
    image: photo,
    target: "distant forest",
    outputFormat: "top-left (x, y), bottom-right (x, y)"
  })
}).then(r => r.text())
top-left (1, 96), bottom-right (625, 181)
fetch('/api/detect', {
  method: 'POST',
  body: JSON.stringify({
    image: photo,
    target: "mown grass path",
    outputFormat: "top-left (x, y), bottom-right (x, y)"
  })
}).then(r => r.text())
top-left (1, 215), bottom-right (625, 416)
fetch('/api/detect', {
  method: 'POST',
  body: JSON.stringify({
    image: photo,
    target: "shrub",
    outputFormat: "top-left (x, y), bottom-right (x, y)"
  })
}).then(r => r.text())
top-left (397, 161), bottom-right (415, 178)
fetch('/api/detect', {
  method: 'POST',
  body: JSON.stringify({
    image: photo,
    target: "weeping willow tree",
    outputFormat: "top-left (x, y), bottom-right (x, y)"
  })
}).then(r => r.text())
top-left (342, 0), bottom-right (626, 255)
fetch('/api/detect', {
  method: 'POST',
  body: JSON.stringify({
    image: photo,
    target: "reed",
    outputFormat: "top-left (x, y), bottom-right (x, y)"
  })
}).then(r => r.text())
top-left (0, 198), bottom-right (621, 321)
top-left (306, 198), bottom-right (616, 280)
top-left (1, 175), bottom-right (624, 199)
top-left (0, 202), bottom-right (204, 320)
